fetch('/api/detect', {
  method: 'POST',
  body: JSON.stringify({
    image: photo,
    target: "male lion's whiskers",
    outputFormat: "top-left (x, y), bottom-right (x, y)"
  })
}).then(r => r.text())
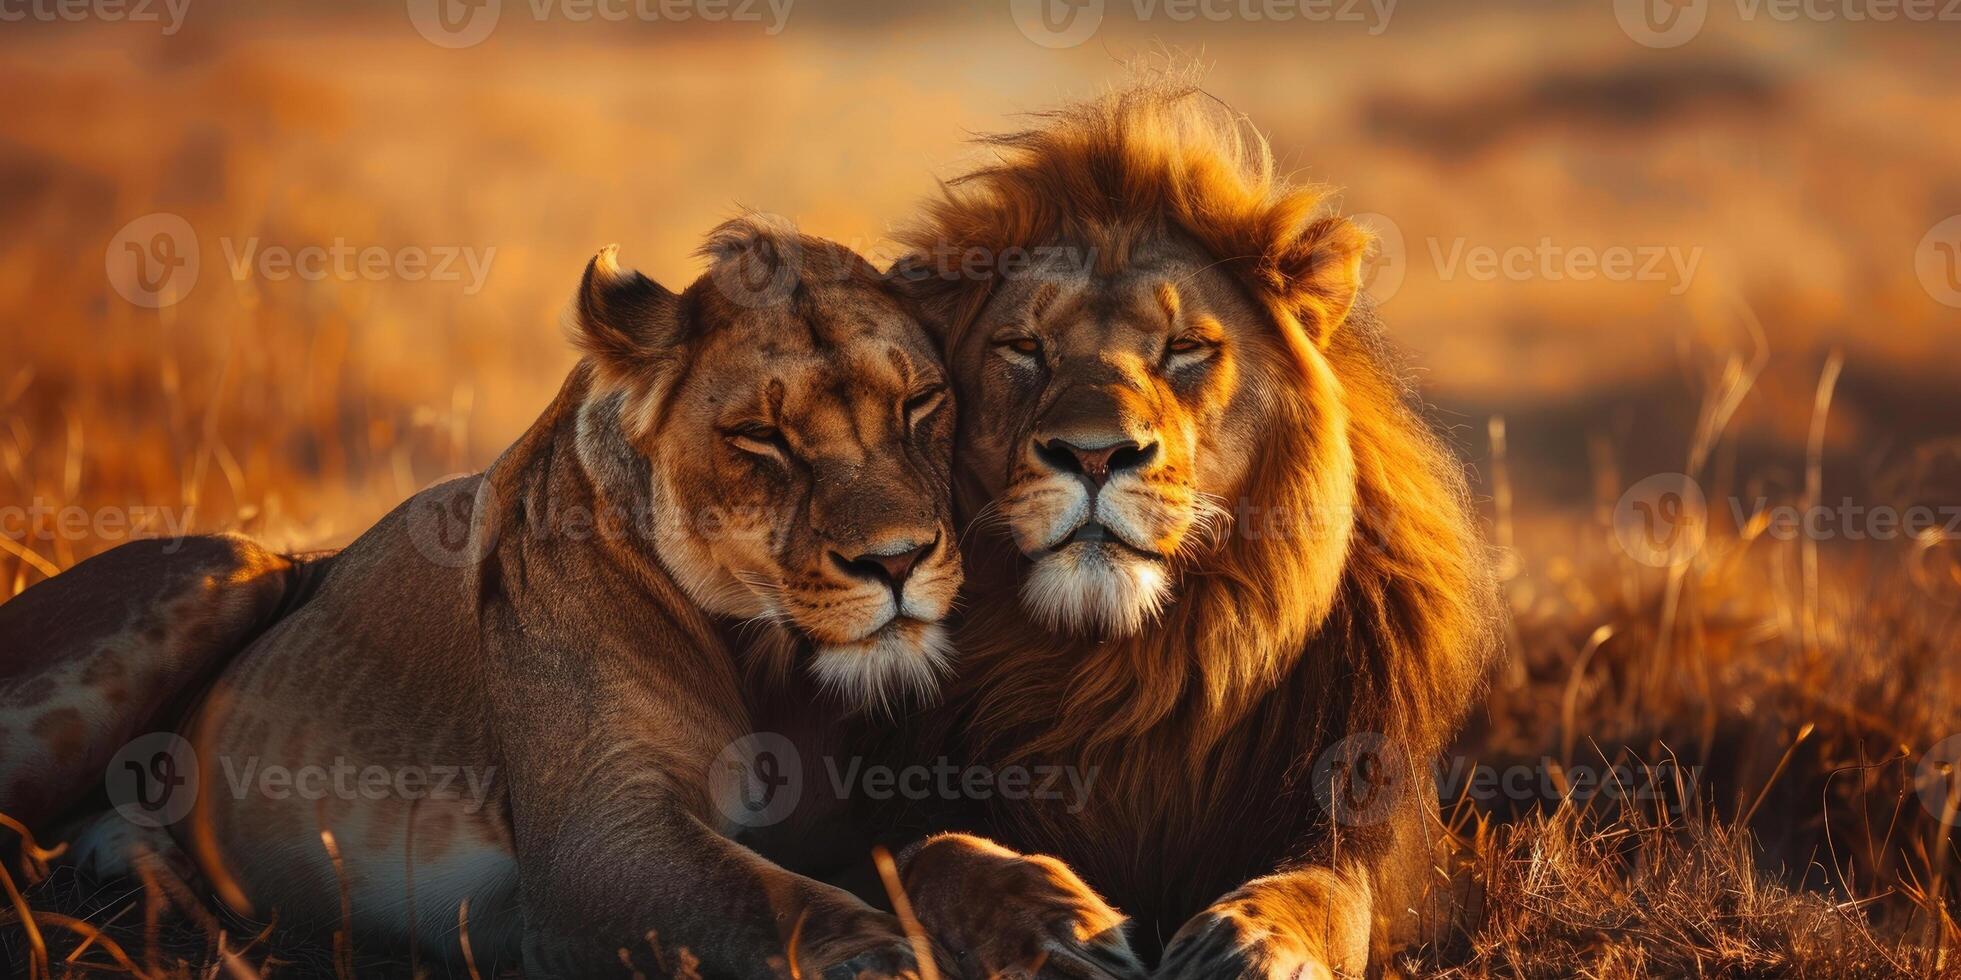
top-left (1182, 492), bottom-right (1236, 559)
top-left (960, 499), bottom-right (1010, 551)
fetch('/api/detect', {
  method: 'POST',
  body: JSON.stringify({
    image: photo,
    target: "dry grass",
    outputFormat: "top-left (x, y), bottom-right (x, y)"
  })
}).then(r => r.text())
top-left (4, 5), bottom-right (1960, 977)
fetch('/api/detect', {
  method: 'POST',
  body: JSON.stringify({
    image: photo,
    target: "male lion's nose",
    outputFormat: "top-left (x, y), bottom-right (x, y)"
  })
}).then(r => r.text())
top-left (831, 538), bottom-right (936, 592)
top-left (1035, 438), bottom-right (1158, 488)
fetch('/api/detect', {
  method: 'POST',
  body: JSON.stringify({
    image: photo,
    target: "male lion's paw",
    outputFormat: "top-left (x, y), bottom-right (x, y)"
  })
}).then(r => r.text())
top-left (899, 833), bottom-right (1146, 980)
top-left (798, 905), bottom-right (953, 980)
top-left (1156, 900), bottom-right (1335, 980)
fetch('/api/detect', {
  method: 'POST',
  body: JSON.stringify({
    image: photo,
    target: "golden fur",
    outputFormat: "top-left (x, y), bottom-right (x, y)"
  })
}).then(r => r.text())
top-left (888, 83), bottom-right (1502, 973)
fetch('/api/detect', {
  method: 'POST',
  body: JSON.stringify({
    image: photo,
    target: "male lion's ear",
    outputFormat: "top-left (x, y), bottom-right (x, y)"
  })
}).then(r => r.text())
top-left (1271, 215), bottom-right (1370, 349)
top-left (570, 245), bottom-right (687, 428)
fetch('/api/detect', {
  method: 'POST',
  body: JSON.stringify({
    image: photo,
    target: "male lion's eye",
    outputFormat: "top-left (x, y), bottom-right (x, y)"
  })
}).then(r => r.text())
top-left (993, 336), bottom-right (1042, 359)
top-left (1162, 335), bottom-right (1217, 369)
top-left (724, 425), bottom-right (790, 461)
top-left (905, 386), bottom-right (947, 428)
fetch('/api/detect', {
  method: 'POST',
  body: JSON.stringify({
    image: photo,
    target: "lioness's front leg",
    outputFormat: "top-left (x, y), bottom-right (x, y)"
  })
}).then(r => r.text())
top-left (899, 833), bottom-right (1145, 980)
top-left (491, 636), bottom-right (932, 979)
top-left (1156, 866), bottom-right (1371, 980)
top-left (515, 802), bottom-right (925, 979)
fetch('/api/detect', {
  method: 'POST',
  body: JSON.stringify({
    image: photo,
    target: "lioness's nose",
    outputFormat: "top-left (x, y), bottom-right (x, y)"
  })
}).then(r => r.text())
top-left (831, 538), bottom-right (935, 591)
top-left (1035, 438), bottom-right (1158, 488)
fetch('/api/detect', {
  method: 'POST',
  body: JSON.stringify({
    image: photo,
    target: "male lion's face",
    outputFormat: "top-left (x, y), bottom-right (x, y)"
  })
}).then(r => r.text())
top-left (947, 235), bottom-right (1286, 636)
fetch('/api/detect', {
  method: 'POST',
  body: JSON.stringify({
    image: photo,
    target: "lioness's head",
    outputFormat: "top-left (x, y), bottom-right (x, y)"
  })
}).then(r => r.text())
top-left (897, 88), bottom-right (1368, 638)
top-left (575, 216), bottom-right (961, 708)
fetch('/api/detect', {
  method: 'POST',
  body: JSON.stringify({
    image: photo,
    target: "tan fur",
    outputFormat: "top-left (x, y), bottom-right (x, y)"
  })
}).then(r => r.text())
top-left (889, 83), bottom-right (1501, 972)
top-left (2, 219), bottom-right (962, 978)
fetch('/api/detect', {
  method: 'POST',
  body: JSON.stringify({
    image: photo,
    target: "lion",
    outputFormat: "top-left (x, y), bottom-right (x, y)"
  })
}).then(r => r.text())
top-left (1, 216), bottom-right (964, 978)
top-left (881, 85), bottom-right (1503, 977)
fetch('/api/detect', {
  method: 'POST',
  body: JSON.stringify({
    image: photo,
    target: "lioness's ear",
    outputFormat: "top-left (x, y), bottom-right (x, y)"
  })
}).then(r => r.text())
top-left (1271, 215), bottom-right (1370, 349)
top-left (570, 245), bottom-right (687, 430)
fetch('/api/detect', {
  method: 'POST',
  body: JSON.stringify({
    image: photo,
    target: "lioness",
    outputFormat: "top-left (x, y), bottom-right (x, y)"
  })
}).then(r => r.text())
top-left (886, 86), bottom-right (1502, 978)
top-left (2, 217), bottom-right (962, 977)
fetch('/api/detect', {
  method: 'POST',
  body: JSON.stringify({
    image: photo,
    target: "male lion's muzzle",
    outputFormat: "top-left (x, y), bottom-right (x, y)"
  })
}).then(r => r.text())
top-left (1001, 379), bottom-right (1200, 636)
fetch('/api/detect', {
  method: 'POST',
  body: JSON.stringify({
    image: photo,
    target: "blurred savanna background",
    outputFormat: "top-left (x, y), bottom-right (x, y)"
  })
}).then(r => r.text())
top-left (3, 0), bottom-right (1960, 975)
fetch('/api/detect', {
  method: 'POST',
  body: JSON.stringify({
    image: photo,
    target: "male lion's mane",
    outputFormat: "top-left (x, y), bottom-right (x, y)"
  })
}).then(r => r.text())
top-left (894, 83), bottom-right (1503, 883)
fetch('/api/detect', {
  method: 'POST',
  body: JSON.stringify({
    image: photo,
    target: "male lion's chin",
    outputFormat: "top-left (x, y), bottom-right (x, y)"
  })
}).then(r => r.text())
top-left (808, 619), bottom-right (952, 716)
top-left (1021, 542), bottom-right (1172, 638)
